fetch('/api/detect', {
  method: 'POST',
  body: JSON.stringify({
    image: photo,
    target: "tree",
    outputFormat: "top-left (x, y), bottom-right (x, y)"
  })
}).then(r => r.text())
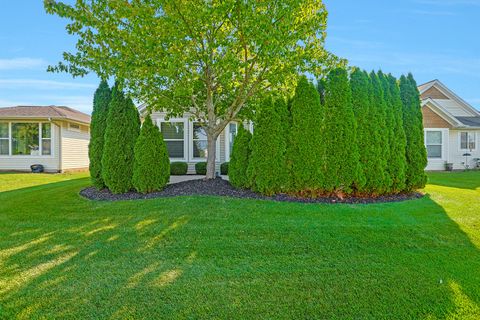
top-left (287, 76), bottom-right (324, 193)
top-left (400, 74), bottom-right (427, 191)
top-left (369, 71), bottom-right (391, 193)
top-left (102, 84), bottom-right (140, 194)
top-left (88, 80), bottom-right (111, 189)
top-left (229, 125), bottom-right (252, 189)
top-left (44, 0), bottom-right (344, 179)
top-left (350, 69), bottom-right (377, 195)
top-left (247, 97), bottom-right (289, 195)
top-left (323, 68), bottom-right (362, 195)
top-left (386, 74), bottom-right (407, 193)
top-left (132, 114), bottom-right (170, 193)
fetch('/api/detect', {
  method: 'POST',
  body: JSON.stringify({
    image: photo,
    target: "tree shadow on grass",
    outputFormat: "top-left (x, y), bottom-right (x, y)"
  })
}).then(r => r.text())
top-left (0, 178), bottom-right (479, 318)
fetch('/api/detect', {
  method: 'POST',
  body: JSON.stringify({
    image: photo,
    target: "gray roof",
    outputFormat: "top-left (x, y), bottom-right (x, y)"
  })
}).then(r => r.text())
top-left (0, 106), bottom-right (90, 124)
top-left (456, 116), bottom-right (480, 127)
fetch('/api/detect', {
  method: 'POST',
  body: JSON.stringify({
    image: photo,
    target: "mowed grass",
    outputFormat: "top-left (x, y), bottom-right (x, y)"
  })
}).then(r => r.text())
top-left (0, 171), bottom-right (479, 319)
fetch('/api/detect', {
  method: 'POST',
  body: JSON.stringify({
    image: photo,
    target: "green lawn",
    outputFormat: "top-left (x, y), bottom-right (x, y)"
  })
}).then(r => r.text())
top-left (0, 171), bottom-right (479, 319)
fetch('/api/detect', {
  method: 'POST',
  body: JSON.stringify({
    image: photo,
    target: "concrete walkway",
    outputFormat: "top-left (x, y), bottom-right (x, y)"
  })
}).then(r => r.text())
top-left (169, 175), bottom-right (229, 184)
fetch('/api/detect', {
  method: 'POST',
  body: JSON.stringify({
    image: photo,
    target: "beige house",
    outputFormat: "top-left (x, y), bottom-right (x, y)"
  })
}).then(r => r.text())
top-left (419, 80), bottom-right (480, 170)
top-left (0, 106), bottom-right (91, 172)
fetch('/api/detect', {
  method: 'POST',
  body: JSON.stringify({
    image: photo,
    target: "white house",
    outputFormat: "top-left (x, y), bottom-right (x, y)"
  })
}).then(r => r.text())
top-left (419, 80), bottom-right (480, 170)
top-left (0, 106), bottom-right (91, 172)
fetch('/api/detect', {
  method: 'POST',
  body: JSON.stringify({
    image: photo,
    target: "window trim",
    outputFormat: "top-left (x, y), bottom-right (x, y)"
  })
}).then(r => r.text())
top-left (68, 122), bottom-right (81, 132)
top-left (189, 121), bottom-right (220, 162)
top-left (157, 118), bottom-right (187, 161)
top-left (0, 121), bottom-right (54, 158)
top-left (424, 129), bottom-right (445, 160)
top-left (0, 122), bottom-right (10, 156)
top-left (459, 131), bottom-right (477, 152)
top-left (225, 122), bottom-right (239, 162)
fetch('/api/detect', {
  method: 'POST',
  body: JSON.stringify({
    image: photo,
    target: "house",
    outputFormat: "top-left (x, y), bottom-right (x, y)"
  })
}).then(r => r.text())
top-left (419, 80), bottom-right (480, 170)
top-left (0, 106), bottom-right (91, 172)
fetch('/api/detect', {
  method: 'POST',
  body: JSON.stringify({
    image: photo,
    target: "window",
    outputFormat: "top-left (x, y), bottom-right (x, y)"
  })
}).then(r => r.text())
top-left (228, 123), bottom-right (238, 155)
top-left (192, 122), bottom-right (208, 158)
top-left (460, 132), bottom-right (476, 150)
top-left (160, 121), bottom-right (185, 158)
top-left (12, 123), bottom-right (40, 156)
top-left (425, 131), bottom-right (442, 159)
top-left (0, 123), bottom-right (8, 155)
top-left (42, 123), bottom-right (52, 155)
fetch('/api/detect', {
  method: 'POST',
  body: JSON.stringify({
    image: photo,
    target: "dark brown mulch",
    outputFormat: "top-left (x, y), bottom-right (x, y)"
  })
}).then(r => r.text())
top-left (79, 177), bottom-right (424, 204)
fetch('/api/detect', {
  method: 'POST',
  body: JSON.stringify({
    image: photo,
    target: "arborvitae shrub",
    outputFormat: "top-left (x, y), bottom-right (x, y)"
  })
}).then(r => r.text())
top-left (400, 74), bottom-right (427, 191)
top-left (195, 162), bottom-right (207, 175)
top-left (229, 125), bottom-right (252, 188)
top-left (351, 69), bottom-right (378, 195)
top-left (102, 84), bottom-right (140, 194)
top-left (287, 76), bottom-right (324, 192)
top-left (386, 74), bottom-right (407, 193)
top-left (132, 114), bottom-right (170, 193)
top-left (247, 97), bottom-right (289, 195)
top-left (170, 162), bottom-right (188, 175)
top-left (220, 162), bottom-right (229, 175)
top-left (369, 71), bottom-right (391, 193)
top-left (323, 68), bottom-right (362, 195)
top-left (89, 80), bottom-right (111, 189)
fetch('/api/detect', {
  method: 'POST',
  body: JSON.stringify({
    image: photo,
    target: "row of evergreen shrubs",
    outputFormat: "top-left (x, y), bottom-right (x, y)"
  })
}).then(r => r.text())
top-left (89, 81), bottom-right (170, 194)
top-left (229, 68), bottom-right (427, 197)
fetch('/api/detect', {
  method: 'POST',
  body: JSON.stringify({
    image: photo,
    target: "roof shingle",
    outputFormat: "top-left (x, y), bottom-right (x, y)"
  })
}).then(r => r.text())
top-left (0, 106), bottom-right (90, 124)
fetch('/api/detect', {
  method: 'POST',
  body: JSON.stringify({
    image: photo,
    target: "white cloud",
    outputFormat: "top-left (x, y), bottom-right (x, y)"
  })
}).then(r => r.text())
top-left (413, 10), bottom-right (457, 15)
top-left (0, 79), bottom-right (96, 90)
top-left (0, 58), bottom-right (48, 70)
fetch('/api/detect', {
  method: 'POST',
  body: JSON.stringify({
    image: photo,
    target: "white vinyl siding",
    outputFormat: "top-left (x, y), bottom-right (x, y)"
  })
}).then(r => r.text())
top-left (60, 123), bottom-right (90, 171)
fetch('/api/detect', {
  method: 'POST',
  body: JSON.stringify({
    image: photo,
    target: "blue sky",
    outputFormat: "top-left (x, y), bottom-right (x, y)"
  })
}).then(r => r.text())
top-left (0, 0), bottom-right (479, 114)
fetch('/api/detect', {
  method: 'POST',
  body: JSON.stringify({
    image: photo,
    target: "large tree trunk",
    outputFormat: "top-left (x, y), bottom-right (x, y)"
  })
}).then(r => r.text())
top-left (205, 132), bottom-right (217, 179)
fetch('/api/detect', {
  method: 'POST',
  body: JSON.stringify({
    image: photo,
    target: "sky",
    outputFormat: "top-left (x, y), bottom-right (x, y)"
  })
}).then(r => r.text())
top-left (0, 0), bottom-right (479, 114)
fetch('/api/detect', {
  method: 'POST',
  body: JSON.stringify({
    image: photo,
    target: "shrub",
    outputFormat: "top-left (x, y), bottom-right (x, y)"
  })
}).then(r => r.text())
top-left (287, 76), bottom-right (324, 192)
top-left (89, 80), bottom-right (111, 189)
top-left (102, 83), bottom-right (140, 194)
top-left (229, 126), bottom-right (252, 188)
top-left (132, 114), bottom-right (170, 193)
top-left (220, 162), bottom-right (229, 175)
top-left (400, 73), bottom-right (427, 191)
top-left (170, 162), bottom-right (188, 175)
top-left (247, 97), bottom-right (289, 195)
top-left (323, 68), bottom-right (361, 194)
top-left (195, 162), bottom-right (207, 175)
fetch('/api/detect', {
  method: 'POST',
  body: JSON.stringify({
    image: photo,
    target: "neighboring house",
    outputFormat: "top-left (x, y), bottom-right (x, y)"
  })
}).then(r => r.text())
top-left (0, 106), bottom-right (91, 172)
top-left (140, 106), bottom-right (244, 174)
top-left (419, 80), bottom-right (480, 170)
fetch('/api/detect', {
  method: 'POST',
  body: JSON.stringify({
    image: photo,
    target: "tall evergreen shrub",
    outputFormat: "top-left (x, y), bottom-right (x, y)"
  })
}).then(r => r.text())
top-left (229, 125), bottom-right (252, 189)
top-left (400, 74), bottom-right (427, 191)
top-left (287, 76), bottom-right (324, 192)
top-left (323, 68), bottom-right (362, 194)
top-left (102, 84), bottom-right (140, 194)
top-left (132, 114), bottom-right (170, 193)
top-left (247, 98), bottom-right (289, 195)
top-left (379, 71), bottom-right (396, 193)
top-left (89, 80), bottom-right (111, 189)
top-left (369, 71), bottom-right (391, 193)
top-left (386, 74), bottom-right (407, 192)
top-left (350, 69), bottom-right (377, 194)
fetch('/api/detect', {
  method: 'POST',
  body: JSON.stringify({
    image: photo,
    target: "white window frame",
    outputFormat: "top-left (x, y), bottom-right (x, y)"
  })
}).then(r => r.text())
top-left (189, 121), bottom-right (220, 162)
top-left (424, 129), bottom-right (445, 160)
top-left (459, 131), bottom-right (477, 152)
top-left (0, 122), bottom-right (9, 156)
top-left (225, 122), bottom-right (239, 162)
top-left (157, 118), bottom-right (188, 161)
top-left (0, 121), bottom-right (54, 158)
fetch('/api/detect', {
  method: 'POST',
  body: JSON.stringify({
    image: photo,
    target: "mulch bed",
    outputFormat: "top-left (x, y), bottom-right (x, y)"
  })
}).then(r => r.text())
top-left (80, 177), bottom-right (424, 204)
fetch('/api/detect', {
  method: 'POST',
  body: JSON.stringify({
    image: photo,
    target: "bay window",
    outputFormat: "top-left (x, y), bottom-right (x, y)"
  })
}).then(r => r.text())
top-left (460, 132), bottom-right (476, 151)
top-left (0, 122), bottom-right (52, 156)
top-left (425, 130), bottom-right (442, 159)
top-left (160, 121), bottom-right (185, 158)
